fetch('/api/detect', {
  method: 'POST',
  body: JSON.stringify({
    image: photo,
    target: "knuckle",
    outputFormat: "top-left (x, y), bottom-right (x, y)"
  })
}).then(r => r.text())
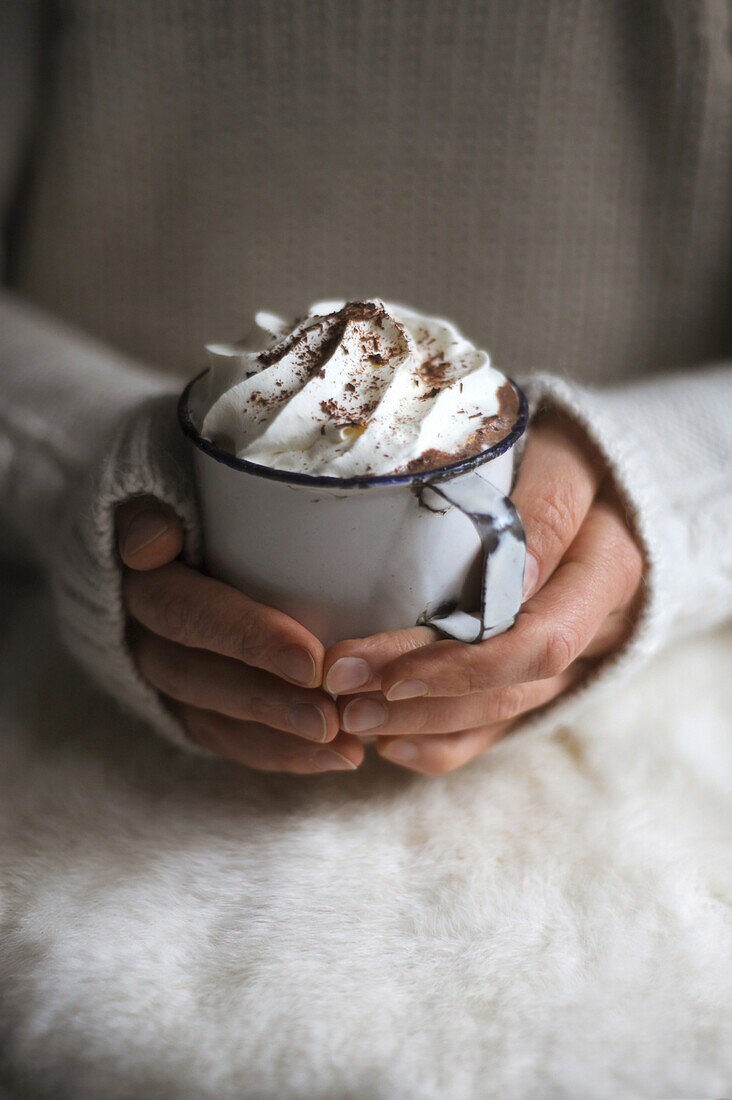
top-left (611, 537), bottom-right (644, 604)
top-left (540, 621), bottom-right (581, 677)
top-left (451, 652), bottom-right (489, 695)
top-left (235, 612), bottom-right (270, 664)
top-left (388, 626), bottom-right (437, 657)
top-left (246, 691), bottom-right (276, 726)
top-left (483, 685), bottom-right (526, 724)
top-left (528, 487), bottom-right (576, 562)
top-left (410, 702), bottom-right (435, 736)
top-left (157, 586), bottom-right (194, 642)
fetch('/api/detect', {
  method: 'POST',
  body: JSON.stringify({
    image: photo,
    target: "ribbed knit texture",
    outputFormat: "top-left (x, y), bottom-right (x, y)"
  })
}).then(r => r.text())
top-left (8, 1), bottom-right (732, 381)
top-left (1, 1), bottom-right (731, 748)
top-left (52, 392), bottom-right (203, 753)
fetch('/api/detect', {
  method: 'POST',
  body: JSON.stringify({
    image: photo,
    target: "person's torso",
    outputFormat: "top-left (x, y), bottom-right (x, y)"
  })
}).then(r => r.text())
top-left (12, 0), bottom-right (732, 382)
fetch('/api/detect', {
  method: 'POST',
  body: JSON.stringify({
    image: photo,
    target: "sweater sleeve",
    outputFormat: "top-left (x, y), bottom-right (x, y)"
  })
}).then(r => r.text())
top-left (0, 293), bottom-right (204, 752)
top-left (516, 364), bottom-right (732, 721)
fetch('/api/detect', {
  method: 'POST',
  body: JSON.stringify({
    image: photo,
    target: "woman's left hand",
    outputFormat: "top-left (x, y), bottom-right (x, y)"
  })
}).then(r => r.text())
top-left (322, 413), bottom-right (645, 775)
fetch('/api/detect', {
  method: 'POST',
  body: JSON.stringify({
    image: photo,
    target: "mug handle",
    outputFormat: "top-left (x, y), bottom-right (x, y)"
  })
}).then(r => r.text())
top-left (418, 470), bottom-right (526, 643)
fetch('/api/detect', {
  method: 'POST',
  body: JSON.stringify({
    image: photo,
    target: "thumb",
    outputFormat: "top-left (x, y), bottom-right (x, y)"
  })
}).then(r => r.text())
top-left (116, 496), bottom-right (185, 570)
top-left (510, 414), bottom-right (604, 601)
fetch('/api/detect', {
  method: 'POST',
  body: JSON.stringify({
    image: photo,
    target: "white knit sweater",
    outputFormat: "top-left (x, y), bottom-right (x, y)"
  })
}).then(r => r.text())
top-left (2, 1), bottom-right (731, 750)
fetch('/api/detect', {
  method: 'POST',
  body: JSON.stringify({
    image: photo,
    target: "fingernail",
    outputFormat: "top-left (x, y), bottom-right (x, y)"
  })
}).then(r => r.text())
top-left (123, 510), bottom-right (170, 557)
top-left (342, 697), bottom-right (387, 733)
top-left (289, 704), bottom-right (328, 742)
top-left (276, 645), bottom-right (317, 686)
top-left (380, 741), bottom-right (419, 764)
top-left (314, 749), bottom-right (359, 771)
top-left (385, 679), bottom-right (428, 701)
top-left (522, 552), bottom-right (539, 601)
top-left (325, 657), bottom-right (371, 695)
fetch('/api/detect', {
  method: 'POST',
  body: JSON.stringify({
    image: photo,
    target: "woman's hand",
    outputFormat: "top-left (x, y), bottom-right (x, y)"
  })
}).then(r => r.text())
top-left (322, 413), bottom-right (645, 775)
top-left (116, 499), bottom-right (365, 773)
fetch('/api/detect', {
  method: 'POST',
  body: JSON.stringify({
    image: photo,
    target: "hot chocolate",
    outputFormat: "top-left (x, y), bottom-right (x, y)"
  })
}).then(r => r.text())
top-left (199, 299), bottom-right (519, 477)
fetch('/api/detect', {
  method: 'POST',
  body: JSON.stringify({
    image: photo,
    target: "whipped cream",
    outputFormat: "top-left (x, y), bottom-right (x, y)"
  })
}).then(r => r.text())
top-left (198, 299), bottom-right (518, 477)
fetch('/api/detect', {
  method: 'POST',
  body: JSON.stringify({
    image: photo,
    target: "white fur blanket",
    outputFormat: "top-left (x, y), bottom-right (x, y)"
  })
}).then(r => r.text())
top-left (1, 568), bottom-right (731, 1100)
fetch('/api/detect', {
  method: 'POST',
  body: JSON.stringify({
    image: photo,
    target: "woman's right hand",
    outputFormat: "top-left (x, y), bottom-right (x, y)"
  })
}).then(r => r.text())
top-left (115, 496), bottom-right (365, 773)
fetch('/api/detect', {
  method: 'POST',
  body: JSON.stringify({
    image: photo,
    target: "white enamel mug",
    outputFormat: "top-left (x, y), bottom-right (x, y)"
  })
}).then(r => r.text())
top-left (179, 371), bottom-right (528, 649)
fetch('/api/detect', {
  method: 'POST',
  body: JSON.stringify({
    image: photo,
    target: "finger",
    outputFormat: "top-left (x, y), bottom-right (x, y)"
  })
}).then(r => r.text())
top-left (339, 667), bottom-right (579, 737)
top-left (379, 497), bottom-right (644, 698)
top-left (123, 561), bottom-right (325, 687)
top-left (177, 703), bottom-right (365, 773)
top-left (323, 625), bottom-right (439, 696)
top-left (579, 606), bottom-right (637, 660)
top-left (376, 721), bottom-right (513, 775)
top-left (326, 417), bottom-right (606, 698)
top-left (512, 414), bottom-right (605, 600)
top-left (131, 625), bottom-right (339, 742)
top-left (323, 416), bottom-right (603, 695)
top-left (577, 483), bottom-right (645, 660)
top-left (116, 496), bottom-right (184, 570)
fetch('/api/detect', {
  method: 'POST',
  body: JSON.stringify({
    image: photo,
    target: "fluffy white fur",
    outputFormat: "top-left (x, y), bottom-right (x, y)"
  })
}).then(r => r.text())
top-left (1, 570), bottom-right (730, 1099)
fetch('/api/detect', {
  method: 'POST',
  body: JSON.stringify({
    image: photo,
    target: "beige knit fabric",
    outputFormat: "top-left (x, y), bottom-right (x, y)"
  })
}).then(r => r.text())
top-left (1, 1), bottom-right (731, 747)
top-left (7, 0), bottom-right (732, 382)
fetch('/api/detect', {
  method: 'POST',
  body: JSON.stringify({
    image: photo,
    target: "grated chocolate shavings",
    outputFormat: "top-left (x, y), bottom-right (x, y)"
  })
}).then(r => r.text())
top-left (396, 382), bottom-right (519, 474)
top-left (418, 354), bottom-right (454, 390)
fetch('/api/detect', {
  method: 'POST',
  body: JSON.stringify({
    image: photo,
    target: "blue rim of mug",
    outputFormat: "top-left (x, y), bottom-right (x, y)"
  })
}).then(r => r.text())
top-left (178, 369), bottom-right (528, 489)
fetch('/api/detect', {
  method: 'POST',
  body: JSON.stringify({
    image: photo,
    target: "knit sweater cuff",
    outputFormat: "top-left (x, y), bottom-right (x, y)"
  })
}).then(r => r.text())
top-left (515, 372), bottom-right (674, 730)
top-left (51, 392), bottom-right (206, 753)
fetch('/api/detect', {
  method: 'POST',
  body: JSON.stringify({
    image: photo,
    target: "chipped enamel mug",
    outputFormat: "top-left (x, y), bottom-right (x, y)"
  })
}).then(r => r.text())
top-left (178, 370), bottom-right (528, 649)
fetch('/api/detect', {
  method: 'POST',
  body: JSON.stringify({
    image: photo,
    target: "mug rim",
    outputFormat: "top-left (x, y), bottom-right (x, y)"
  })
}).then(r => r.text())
top-left (178, 369), bottom-right (528, 489)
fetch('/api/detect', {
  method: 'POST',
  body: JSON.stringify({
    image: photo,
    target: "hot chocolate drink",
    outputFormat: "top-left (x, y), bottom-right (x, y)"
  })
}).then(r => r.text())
top-left (199, 299), bottom-right (519, 478)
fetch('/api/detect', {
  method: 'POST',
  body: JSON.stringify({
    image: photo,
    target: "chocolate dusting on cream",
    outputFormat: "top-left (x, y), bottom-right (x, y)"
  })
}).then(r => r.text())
top-left (418, 353), bottom-right (453, 390)
top-left (203, 300), bottom-right (517, 477)
top-left (252, 300), bottom-right (406, 428)
top-left (397, 381), bottom-right (519, 474)
top-left (258, 300), bottom-right (383, 372)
